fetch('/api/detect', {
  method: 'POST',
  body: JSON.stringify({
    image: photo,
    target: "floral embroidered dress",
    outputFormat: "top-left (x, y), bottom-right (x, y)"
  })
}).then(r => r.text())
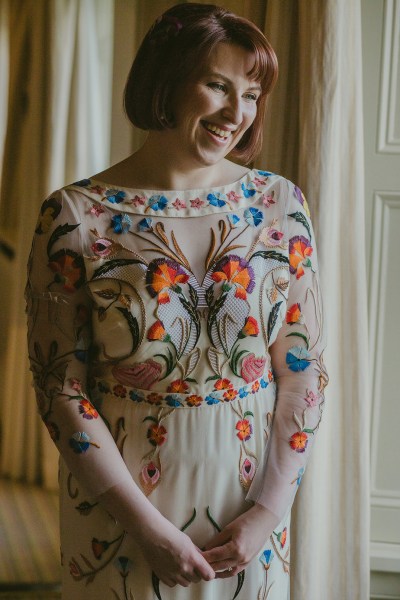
top-left (26, 169), bottom-right (327, 600)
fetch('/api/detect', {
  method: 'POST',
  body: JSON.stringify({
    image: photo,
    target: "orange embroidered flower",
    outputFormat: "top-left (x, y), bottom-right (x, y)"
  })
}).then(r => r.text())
top-left (214, 378), bottom-right (233, 390)
top-left (223, 388), bottom-right (238, 401)
top-left (212, 255), bottom-right (255, 299)
top-left (147, 424), bottom-right (167, 446)
top-left (277, 527), bottom-right (287, 548)
top-left (48, 250), bottom-right (84, 292)
top-left (236, 419), bottom-right (253, 441)
top-left (239, 316), bottom-right (259, 338)
top-left (167, 379), bottom-right (189, 393)
top-left (146, 258), bottom-right (189, 302)
top-left (289, 236), bottom-right (313, 279)
top-left (113, 384), bottom-right (127, 398)
top-left (147, 392), bottom-right (163, 405)
top-left (286, 303), bottom-right (303, 325)
top-left (186, 394), bottom-right (203, 407)
top-left (79, 399), bottom-right (99, 420)
top-left (251, 380), bottom-right (260, 393)
top-left (147, 320), bottom-right (170, 341)
top-left (289, 431), bottom-right (308, 453)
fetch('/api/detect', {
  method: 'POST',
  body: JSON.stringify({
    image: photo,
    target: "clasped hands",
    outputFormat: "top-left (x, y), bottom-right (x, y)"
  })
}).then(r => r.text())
top-left (140, 503), bottom-right (277, 588)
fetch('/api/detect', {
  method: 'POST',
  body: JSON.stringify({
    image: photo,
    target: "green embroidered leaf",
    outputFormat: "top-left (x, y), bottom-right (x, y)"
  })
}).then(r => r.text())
top-left (267, 301), bottom-right (283, 341)
top-left (181, 508), bottom-right (197, 532)
top-left (206, 506), bottom-right (222, 532)
top-left (285, 332), bottom-right (310, 349)
top-left (243, 411), bottom-right (254, 418)
top-left (205, 284), bottom-right (214, 307)
top-left (47, 223), bottom-right (80, 256)
top-left (233, 570), bottom-right (246, 600)
top-left (143, 416), bottom-right (159, 424)
top-left (94, 289), bottom-right (118, 300)
top-left (188, 284), bottom-right (199, 308)
top-left (288, 211), bottom-right (312, 240)
top-left (151, 572), bottom-right (162, 600)
top-left (92, 258), bottom-right (144, 279)
top-left (250, 250), bottom-right (289, 264)
top-left (230, 346), bottom-right (248, 376)
top-left (116, 307), bottom-right (140, 354)
top-left (185, 377), bottom-right (197, 383)
top-left (155, 347), bottom-right (175, 377)
top-left (205, 374), bottom-right (220, 382)
top-left (303, 428), bottom-right (315, 434)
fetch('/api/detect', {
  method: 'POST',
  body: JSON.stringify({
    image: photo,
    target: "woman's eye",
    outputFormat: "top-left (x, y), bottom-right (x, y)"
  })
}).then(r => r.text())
top-left (243, 92), bottom-right (258, 101)
top-left (208, 82), bottom-right (226, 92)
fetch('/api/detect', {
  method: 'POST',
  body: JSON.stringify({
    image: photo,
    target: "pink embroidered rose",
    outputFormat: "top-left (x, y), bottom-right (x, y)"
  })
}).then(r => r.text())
top-left (241, 353), bottom-right (267, 383)
top-left (112, 359), bottom-right (162, 390)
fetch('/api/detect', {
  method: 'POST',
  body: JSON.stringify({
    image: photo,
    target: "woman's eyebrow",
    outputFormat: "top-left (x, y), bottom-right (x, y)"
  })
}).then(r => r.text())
top-left (205, 71), bottom-right (262, 91)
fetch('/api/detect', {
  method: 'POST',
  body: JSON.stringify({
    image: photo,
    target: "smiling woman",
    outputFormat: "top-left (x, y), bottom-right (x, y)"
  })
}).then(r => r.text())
top-left (25, 3), bottom-right (327, 600)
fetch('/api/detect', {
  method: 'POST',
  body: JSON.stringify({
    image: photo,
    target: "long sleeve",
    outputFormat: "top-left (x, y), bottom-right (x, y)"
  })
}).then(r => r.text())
top-left (26, 190), bottom-right (134, 497)
top-left (246, 181), bottom-right (328, 520)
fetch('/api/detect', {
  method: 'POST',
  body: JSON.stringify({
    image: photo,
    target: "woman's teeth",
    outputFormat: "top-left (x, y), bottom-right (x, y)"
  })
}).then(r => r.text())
top-left (204, 123), bottom-right (232, 138)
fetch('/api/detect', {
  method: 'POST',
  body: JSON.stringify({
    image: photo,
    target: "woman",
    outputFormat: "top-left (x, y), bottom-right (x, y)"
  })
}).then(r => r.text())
top-left (26, 4), bottom-right (328, 599)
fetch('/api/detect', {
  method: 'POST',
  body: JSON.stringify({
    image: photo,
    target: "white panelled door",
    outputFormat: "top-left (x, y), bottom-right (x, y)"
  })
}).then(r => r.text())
top-left (362, 1), bottom-right (400, 598)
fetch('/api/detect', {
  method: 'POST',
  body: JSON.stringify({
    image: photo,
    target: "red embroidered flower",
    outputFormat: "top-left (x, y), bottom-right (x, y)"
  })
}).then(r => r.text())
top-left (223, 388), bottom-right (238, 401)
top-left (186, 394), bottom-right (203, 407)
top-left (214, 378), bottom-right (233, 390)
top-left (239, 316), bottom-right (259, 338)
top-left (236, 419), bottom-right (253, 441)
top-left (289, 431), bottom-right (308, 453)
top-left (167, 379), bottom-right (189, 393)
top-left (286, 303), bottom-right (303, 324)
top-left (212, 255), bottom-right (255, 299)
top-left (92, 538), bottom-right (111, 560)
top-left (146, 392), bottom-right (163, 405)
top-left (147, 320), bottom-right (170, 341)
top-left (113, 384), bottom-right (127, 398)
top-left (147, 424), bottom-right (167, 447)
top-left (79, 399), bottom-right (99, 419)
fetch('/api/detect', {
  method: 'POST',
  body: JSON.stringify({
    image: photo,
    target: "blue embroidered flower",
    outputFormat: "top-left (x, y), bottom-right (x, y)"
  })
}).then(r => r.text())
top-left (227, 213), bottom-right (242, 228)
top-left (105, 189), bottom-right (126, 204)
top-left (205, 394), bottom-right (220, 405)
top-left (259, 549), bottom-right (274, 569)
top-left (260, 377), bottom-right (268, 388)
top-left (165, 394), bottom-right (184, 407)
top-left (129, 390), bottom-right (144, 403)
top-left (69, 431), bottom-right (98, 453)
top-left (148, 195), bottom-right (168, 211)
top-left (296, 467), bottom-right (305, 486)
top-left (286, 346), bottom-right (311, 371)
top-left (207, 192), bottom-right (227, 207)
top-left (244, 207), bottom-right (264, 227)
top-left (113, 556), bottom-right (133, 576)
top-left (111, 213), bottom-right (132, 233)
top-left (257, 170), bottom-right (274, 177)
top-left (238, 387), bottom-right (249, 398)
top-left (137, 217), bottom-right (153, 232)
top-left (241, 182), bottom-right (256, 198)
top-left (74, 178), bottom-right (91, 187)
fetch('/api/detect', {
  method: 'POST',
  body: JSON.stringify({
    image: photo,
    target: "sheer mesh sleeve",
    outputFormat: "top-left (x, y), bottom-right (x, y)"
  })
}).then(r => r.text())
top-left (246, 181), bottom-right (328, 520)
top-left (26, 190), bottom-right (133, 497)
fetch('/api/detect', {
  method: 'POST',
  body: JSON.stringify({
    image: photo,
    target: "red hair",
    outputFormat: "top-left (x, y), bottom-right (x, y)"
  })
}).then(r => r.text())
top-left (124, 3), bottom-right (278, 164)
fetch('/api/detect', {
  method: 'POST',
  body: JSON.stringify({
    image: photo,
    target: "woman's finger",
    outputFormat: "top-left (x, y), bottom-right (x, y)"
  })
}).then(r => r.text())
top-left (215, 565), bottom-right (245, 579)
top-left (202, 541), bottom-right (235, 564)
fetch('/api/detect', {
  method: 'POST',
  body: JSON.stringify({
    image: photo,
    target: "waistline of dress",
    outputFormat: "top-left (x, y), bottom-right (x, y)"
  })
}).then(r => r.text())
top-left (90, 370), bottom-right (275, 409)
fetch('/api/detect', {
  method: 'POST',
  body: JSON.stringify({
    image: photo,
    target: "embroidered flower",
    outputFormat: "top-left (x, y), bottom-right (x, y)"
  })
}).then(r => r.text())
top-left (226, 190), bottom-right (241, 202)
top-left (304, 389), bottom-right (320, 407)
top-left (251, 379), bottom-right (260, 393)
top-left (91, 238), bottom-right (115, 258)
top-left (148, 195), bottom-right (168, 211)
top-left (167, 379), bottom-right (189, 393)
top-left (137, 217), bottom-right (153, 232)
top-left (236, 419), bottom-right (253, 441)
top-left (294, 186), bottom-right (311, 217)
top-left (92, 538), bottom-right (111, 560)
top-left (259, 549), bottom-right (274, 570)
top-left (241, 353), bottom-right (267, 383)
top-left (35, 197), bottom-right (62, 234)
top-left (277, 527), bottom-right (287, 548)
top-left (227, 213), bottom-right (241, 228)
top-left (147, 320), bottom-right (170, 342)
top-left (129, 195), bottom-right (146, 206)
top-left (114, 556), bottom-right (133, 576)
top-left (111, 213), bottom-right (131, 233)
top-left (48, 250), bottom-right (85, 292)
top-left (78, 399), bottom-right (99, 419)
top-left (244, 206), bottom-right (263, 227)
top-left (257, 170), bottom-right (274, 177)
top-left (147, 424), bottom-right (167, 446)
top-left (295, 467), bottom-right (305, 486)
top-left (140, 461), bottom-right (160, 487)
top-left (165, 394), bottom-right (184, 407)
top-left (286, 303), bottom-right (303, 325)
top-left (241, 457), bottom-right (256, 484)
top-left (286, 346), bottom-right (311, 372)
top-left (90, 203), bottom-right (105, 217)
top-left (186, 394), bottom-right (203, 407)
top-left (146, 258), bottom-right (189, 303)
top-left (259, 221), bottom-right (285, 247)
top-left (290, 431), bottom-right (308, 452)
top-left (261, 192), bottom-right (276, 208)
top-left (238, 316), bottom-right (259, 338)
top-left (69, 558), bottom-right (83, 580)
top-left (129, 389), bottom-right (145, 402)
top-left (223, 388), bottom-right (238, 401)
top-left (205, 394), bottom-right (220, 405)
top-left (212, 255), bottom-right (255, 299)
top-left (238, 387), bottom-right (249, 398)
top-left (190, 197), bottom-right (205, 209)
top-left (172, 198), bottom-right (187, 209)
top-left (74, 178), bottom-right (91, 187)
top-left (146, 392), bottom-right (163, 405)
top-left (89, 185), bottom-right (105, 195)
top-left (289, 235), bottom-right (313, 279)
top-left (214, 378), bottom-right (233, 390)
top-left (112, 360), bottom-right (162, 390)
top-left (69, 378), bottom-right (82, 392)
top-left (207, 192), bottom-right (227, 207)
top-left (113, 384), bottom-right (127, 398)
top-left (241, 182), bottom-right (257, 198)
top-left (105, 189), bottom-right (125, 204)
top-left (69, 432), bottom-right (99, 453)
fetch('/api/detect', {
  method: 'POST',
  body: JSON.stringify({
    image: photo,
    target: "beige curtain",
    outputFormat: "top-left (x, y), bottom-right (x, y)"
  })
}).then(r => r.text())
top-left (0, 0), bottom-right (114, 489)
top-left (258, 1), bottom-right (370, 599)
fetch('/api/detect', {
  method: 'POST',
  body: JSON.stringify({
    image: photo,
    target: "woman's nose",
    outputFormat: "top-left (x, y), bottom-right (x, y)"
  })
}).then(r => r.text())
top-left (221, 95), bottom-right (242, 125)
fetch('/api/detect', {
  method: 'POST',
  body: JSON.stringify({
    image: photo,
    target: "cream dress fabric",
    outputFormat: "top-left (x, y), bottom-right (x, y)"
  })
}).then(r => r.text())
top-left (26, 169), bottom-right (327, 599)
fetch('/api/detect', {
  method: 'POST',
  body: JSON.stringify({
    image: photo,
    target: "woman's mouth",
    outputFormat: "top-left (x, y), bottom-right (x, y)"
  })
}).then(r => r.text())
top-left (202, 121), bottom-right (234, 141)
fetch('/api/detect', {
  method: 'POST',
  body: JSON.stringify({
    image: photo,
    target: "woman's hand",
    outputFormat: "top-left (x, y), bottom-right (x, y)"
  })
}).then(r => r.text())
top-left (137, 515), bottom-right (216, 588)
top-left (201, 503), bottom-right (278, 578)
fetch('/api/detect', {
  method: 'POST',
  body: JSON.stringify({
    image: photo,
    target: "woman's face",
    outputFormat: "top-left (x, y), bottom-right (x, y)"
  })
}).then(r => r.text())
top-left (166, 42), bottom-right (261, 168)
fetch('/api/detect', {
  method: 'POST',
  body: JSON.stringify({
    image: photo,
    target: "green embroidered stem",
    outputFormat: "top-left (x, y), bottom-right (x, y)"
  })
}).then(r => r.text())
top-left (206, 506), bottom-right (222, 532)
